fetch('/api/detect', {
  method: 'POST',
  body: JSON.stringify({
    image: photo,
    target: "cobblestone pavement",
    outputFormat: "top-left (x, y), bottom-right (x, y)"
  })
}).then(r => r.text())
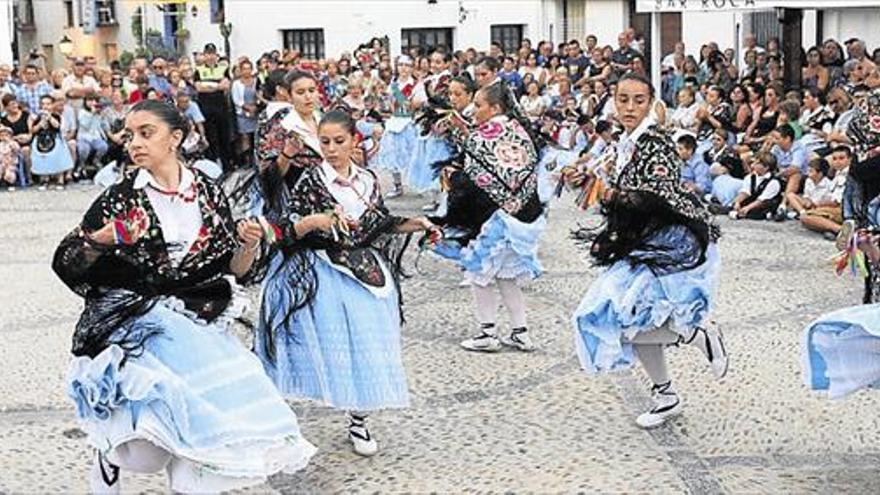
top-left (1, 183), bottom-right (879, 494)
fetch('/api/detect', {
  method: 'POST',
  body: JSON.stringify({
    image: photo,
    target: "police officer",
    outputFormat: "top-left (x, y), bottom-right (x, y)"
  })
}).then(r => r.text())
top-left (194, 43), bottom-right (233, 170)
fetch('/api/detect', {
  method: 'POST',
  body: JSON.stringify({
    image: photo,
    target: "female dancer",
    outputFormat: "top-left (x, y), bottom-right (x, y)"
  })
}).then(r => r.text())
top-left (53, 100), bottom-right (315, 493)
top-left (255, 70), bottom-right (324, 218)
top-left (376, 55), bottom-right (420, 197)
top-left (571, 74), bottom-right (729, 429)
top-left (255, 110), bottom-right (435, 457)
top-left (410, 49), bottom-right (455, 210)
top-left (428, 82), bottom-right (545, 353)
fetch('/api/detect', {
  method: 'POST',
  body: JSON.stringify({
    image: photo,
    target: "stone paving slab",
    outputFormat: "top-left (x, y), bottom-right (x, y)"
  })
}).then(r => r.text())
top-left (1, 184), bottom-right (879, 493)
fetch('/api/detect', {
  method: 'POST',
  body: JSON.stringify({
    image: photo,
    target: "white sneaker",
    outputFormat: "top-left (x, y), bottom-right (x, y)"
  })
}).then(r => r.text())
top-left (460, 331), bottom-right (502, 352)
top-left (348, 423), bottom-right (379, 457)
top-left (635, 382), bottom-right (682, 429)
top-left (421, 201), bottom-right (439, 213)
top-left (385, 187), bottom-right (403, 199)
top-left (504, 328), bottom-right (536, 352)
top-left (89, 451), bottom-right (121, 494)
top-left (458, 277), bottom-right (471, 288)
top-left (686, 325), bottom-right (729, 380)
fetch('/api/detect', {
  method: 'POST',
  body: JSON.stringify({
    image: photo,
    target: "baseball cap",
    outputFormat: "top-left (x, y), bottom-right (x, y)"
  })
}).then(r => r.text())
top-left (204, 43), bottom-right (217, 53)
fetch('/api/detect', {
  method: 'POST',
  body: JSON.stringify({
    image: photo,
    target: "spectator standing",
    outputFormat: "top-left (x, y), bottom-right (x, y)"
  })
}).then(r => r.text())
top-left (61, 59), bottom-right (99, 109)
top-left (75, 94), bottom-right (108, 175)
top-left (195, 43), bottom-right (234, 170)
top-left (232, 59), bottom-right (260, 168)
top-left (29, 94), bottom-right (73, 189)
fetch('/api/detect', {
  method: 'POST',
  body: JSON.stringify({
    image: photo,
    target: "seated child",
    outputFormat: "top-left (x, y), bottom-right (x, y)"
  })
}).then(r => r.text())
top-left (801, 146), bottom-right (852, 238)
top-left (784, 157), bottom-right (833, 220)
top-left (730, 152), bottom-right (783, 220)
top-left (0, 125), bottom-right (20, 189)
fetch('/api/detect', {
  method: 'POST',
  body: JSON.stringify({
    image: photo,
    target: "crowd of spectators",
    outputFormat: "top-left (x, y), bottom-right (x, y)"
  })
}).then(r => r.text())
top-left (1, 31), bottom-right (878, 241)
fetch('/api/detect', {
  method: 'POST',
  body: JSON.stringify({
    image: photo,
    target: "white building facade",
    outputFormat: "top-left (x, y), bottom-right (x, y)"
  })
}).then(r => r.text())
top-left (10, 0), bottom-right (880, 69)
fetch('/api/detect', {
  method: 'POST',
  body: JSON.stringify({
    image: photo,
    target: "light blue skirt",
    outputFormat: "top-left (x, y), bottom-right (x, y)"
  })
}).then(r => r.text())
top-left (66, 290), bottom-right (315, 492)
top-left (712, 175), bottom-right (744, 207)
top-left (803, 303), bottom-right (880, 399)
top-left (537, 147), bottom-right (576, 203)
top-left (407, 135), bottom-right (452, 192)
top-left (256, 251), bottom-right (409, 411)
top-left (573, 226), bottom-right (720, 374)
top-left (376, 118), bottom-right (419, 172)
top-left (431, 210), bottom-right (545, 287)
top-left (31, 135), bottom-right (74, 176)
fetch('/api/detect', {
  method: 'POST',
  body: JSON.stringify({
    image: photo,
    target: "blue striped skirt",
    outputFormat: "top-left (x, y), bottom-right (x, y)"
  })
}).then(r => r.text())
top-left (66, 289), bottom-right (315, 492)
top-left (437, 210), bottom-right (545, 287)
top-left (256, 251), bottom-right (410, 411)
top-left (803, 303), bottom-right (880, 399)
top-left (376, 117), bottom-right (419, 172)
top-left (407, 135), bottom-right (452, 192)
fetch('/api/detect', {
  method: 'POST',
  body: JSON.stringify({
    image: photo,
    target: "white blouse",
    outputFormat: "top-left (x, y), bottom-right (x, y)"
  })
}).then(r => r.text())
top-left (134, 166), bottom-right (203, 267)
top-left (319, 160), bottom-right (376, 220)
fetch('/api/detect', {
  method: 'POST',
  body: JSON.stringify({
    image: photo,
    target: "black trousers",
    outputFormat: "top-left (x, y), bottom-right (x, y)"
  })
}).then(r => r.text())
top-left (200, 103), bottom-right (233, 171)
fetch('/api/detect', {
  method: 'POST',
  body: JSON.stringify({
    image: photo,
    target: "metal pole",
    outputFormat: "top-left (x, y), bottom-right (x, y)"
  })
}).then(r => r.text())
top-left (650, 12), bottom-right (661, 93)
top-left (141, 2), bottom-right (147, 48)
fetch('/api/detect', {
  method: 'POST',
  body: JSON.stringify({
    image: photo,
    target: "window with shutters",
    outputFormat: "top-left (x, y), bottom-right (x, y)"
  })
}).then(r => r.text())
top-left (491, 25), bottom-right (523, 55)
top-left (282, 29), bottom-right (326, 60)
top-left (401, 28), bottom-right (454, 54)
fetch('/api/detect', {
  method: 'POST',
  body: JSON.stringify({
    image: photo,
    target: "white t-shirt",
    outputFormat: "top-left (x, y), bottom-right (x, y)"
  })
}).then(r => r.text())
top-left (803, 176), bottom-right (833, 204)
top-left (829, 168), bottom-right (848, 204)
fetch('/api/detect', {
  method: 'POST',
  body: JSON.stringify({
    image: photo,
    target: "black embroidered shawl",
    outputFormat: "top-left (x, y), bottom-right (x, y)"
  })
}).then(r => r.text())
top-left (52, 165), bottom-right (241, 358)
top-left (430, 116), bottom-right (543, 242)
top-left (259, 165), bottom-right (410, 358)
top-left (588, 124), bottom-right (720, 274)
top-left (254, 105), bottom-right (323, 219)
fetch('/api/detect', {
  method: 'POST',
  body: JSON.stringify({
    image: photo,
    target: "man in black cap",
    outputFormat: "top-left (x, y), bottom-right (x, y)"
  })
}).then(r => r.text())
top-left (194, 43), bottom-right (233, 170)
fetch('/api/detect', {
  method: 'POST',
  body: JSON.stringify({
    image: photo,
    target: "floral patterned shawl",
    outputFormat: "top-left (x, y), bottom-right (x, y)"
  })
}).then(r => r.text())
top-left (53, 165), bottom-right (241, 358)
top-left (255, 104), bottom-right (323, 218)
top-left (258, 165), bottom-right (411, 359)
top-left (848, 88), bottom-right (880, 162)
top-left (457, 115), bottom-right (540, 218)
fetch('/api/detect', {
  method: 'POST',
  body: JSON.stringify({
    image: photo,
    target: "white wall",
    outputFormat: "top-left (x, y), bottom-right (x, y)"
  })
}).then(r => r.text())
top-left (217, 0), bottom-right (545, 59)
top-left (583, 0), bottom-right (627, 47)
top-left (823, 7), bottom-right (880, 51)
top-left (681, 9), bottom-right (820, 57)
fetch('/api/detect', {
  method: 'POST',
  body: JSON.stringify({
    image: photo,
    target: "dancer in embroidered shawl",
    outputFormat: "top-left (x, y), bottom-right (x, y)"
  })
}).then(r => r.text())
top-left (570, 74), bottom-right (729, 429)
top-left (427, 82), bottom-right (546, 353)
top-left (53, 100), bottom-right (315, 493)
top-left (254, 110), bottom-right (436, 457)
